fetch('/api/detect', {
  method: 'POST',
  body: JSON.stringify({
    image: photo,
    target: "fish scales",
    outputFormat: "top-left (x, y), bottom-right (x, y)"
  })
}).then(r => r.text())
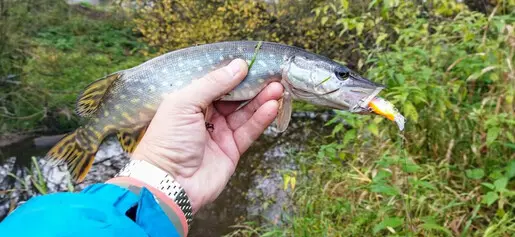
top-left (47, 41), bottom-right (395, 181)
top-left (87, 43), bottom-right (285, 145)
top-left (92, 42), bottom-right (321, 137)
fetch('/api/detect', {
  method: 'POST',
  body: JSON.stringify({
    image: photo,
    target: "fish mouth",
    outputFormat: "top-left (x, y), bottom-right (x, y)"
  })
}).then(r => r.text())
top-left (290, 86), bottom-right (340, 98)
top-left (350, 86), bottom-right (384, 113)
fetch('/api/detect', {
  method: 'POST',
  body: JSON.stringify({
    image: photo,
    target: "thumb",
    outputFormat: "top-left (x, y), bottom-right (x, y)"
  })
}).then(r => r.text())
top-left (177, 59), bottom-right (248, 110)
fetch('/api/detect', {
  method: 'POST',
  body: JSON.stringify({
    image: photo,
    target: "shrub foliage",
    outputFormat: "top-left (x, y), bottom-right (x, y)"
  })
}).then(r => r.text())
top-left (135, 0), bottom-right (515, 235)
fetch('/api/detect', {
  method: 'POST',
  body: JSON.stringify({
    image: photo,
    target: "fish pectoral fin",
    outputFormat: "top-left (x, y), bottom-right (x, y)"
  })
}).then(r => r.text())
top-left (275, 91), bottom-right (292, 132)
top-left (116, 126), bottom-right (147, 154)
top-left (235, 100), bottom-right (251, 111)
top-left (76, 72), bottom-right (122, 117)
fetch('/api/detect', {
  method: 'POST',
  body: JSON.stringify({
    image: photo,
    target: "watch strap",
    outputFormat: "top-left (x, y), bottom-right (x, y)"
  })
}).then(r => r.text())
top-left (116, 159), bottom-right (193, 226)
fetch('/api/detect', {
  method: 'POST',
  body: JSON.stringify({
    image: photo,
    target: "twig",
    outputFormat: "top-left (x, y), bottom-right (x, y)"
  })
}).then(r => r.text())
top-left (440, 139), bottom-right (455, 167)
top-left (481, 5), bottom-right (498, 48)
top-left (349, 164), bottom-right (371, 183)
top-left (228, 224), bottom-right (260, 236)
top-left (445, 53), bottom-right (485, 77)
top-left (444, 139), bottom-right (455, 179)
top-left (494, 96), bottom-right (502, 115)
top-left (444, 186), bottom-right (466, 202)
top-left (0, 110), bottom-right (43, 119)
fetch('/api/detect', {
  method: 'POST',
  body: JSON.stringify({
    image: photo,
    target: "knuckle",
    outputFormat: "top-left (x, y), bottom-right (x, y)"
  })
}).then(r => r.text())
top-left (202, 72), bottom-right (219, 85)
top-left (205, 67), bottom-right (232, 83)
top-left (249, 117), bottom-right (265, 137)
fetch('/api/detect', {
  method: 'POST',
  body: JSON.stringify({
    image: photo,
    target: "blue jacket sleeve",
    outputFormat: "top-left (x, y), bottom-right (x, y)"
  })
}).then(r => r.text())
top-left (0, 183), bottom-right (181, 237)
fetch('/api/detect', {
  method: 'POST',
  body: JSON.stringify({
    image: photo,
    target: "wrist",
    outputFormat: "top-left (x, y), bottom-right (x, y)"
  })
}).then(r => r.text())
top-left (132, 144), bottom-right (204, 212)
top-left (112, 159), bottom-right (194, 224)
top-left (132, 141), bottom-right (194, 178)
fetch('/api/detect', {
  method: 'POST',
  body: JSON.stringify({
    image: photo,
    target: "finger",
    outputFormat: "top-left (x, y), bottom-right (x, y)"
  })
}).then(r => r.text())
top-left (208, 110), bottom-right (240, 160)
top-left (227, 82), bottom-right (283, 130)
top-left (234, 100), bottom-right (279, 154)
top-left (177, 59), bottom-right (248, 110)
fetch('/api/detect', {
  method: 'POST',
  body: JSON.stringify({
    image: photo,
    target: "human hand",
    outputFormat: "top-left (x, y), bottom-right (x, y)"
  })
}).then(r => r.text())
top-left (132, 59), bottom-right (284, 213)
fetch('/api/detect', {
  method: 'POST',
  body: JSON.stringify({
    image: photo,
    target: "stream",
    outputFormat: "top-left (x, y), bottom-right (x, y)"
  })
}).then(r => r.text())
top-left (0, 111), bottom-right (332, 236)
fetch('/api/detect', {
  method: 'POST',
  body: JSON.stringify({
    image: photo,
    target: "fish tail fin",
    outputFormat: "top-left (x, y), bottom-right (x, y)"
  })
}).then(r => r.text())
top-left (46, 127), bottom-right (99, 182)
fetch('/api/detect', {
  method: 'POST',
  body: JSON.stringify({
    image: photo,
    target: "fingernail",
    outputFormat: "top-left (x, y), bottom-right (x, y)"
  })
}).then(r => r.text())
top-left (226, 60), bottom-right (241, 76)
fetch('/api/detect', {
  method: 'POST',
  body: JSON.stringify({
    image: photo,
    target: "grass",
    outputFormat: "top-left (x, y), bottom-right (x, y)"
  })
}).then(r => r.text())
top-left (226, 137), bottom-right (514, 236)
top-left (7, 157), bottom-right (49, 195)
top-left (0, 3), bottom-right (148, 135)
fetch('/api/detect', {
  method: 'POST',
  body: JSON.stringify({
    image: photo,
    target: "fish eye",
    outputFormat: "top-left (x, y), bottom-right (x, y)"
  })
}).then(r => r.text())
top-left (336, 71), bottom-right (350, 80)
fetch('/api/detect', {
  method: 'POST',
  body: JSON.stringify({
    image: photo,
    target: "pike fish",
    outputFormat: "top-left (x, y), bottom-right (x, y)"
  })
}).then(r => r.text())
top-left (47, 41), bottom-right (402, 182)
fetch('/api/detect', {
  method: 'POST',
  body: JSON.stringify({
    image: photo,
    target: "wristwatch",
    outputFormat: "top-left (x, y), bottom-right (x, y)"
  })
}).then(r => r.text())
top-left (115, 159), bottom-right (194, 226)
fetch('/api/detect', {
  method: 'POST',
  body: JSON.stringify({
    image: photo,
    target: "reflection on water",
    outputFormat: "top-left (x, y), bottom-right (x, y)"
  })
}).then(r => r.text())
top-left (0, 111), bottom-right (333, 236)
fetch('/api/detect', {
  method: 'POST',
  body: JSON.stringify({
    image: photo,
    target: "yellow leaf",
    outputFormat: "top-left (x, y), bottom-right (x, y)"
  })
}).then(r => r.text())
top-left (290, 176), bottom-right (296, 190)
top-left (356, 22), bottom-right (364, 36)
top-left (376, 33), bottom-right (388, 45)
top-left (283, 175), bottom-right (291, 190)
top-left (283, 172), bottom-right (297, 190)
top-left (341, 0), bottom-right (349, 10)
top-left (321, 16), bottom-right (329, 25)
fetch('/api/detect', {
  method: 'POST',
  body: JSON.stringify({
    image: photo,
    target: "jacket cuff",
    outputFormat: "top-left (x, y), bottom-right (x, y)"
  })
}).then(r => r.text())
top-left (107, 177), bottom-right (189, 237)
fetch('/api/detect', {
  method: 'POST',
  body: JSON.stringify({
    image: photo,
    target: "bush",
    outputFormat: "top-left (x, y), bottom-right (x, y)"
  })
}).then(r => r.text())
top-left (194, 0), bottom-right (513, 236)
top-left (133, 0), bottom-right (358, 59)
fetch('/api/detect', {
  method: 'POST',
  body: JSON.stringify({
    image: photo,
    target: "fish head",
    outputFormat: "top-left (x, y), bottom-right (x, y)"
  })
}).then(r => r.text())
top-left (282, 55), bottom-right (384, 113)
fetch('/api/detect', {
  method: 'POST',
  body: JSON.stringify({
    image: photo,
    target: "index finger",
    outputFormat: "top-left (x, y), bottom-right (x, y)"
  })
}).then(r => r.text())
top-left (214, 82), bottom-right (283, 117)
top-left (233, 100), bottom-right (279, 154)
top-left (226, 82), bottom-right (283, 130)
top-left (178, 59), bottom-right (248, 110)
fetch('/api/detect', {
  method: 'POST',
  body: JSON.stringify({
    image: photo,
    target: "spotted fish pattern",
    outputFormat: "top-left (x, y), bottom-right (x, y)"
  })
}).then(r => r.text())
top-left (47, 41), bottom-right (386, 182)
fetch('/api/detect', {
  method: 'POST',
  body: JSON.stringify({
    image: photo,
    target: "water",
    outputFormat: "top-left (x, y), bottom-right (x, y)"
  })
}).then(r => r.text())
top-left (0, 111), bottom-right (332, 236)
top-left (67, 0), bottom-right (111, 5)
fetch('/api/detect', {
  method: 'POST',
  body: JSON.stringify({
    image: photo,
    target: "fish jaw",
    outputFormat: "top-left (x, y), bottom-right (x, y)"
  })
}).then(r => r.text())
top-left (346, 86), bottom-right (384, 113)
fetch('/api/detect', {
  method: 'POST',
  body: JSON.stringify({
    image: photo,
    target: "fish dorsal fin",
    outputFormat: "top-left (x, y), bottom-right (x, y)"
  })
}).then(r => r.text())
top-left (116, 126), bottom-right (147, 154)
top-left (276, 91), bottom-right (292, 132)
top-left (76, 73), bottom-right (121, 117)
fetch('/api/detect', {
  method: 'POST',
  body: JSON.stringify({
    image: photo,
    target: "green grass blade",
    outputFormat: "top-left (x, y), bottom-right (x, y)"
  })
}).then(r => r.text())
top-left (248, 41), bottom-right (263, 71)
